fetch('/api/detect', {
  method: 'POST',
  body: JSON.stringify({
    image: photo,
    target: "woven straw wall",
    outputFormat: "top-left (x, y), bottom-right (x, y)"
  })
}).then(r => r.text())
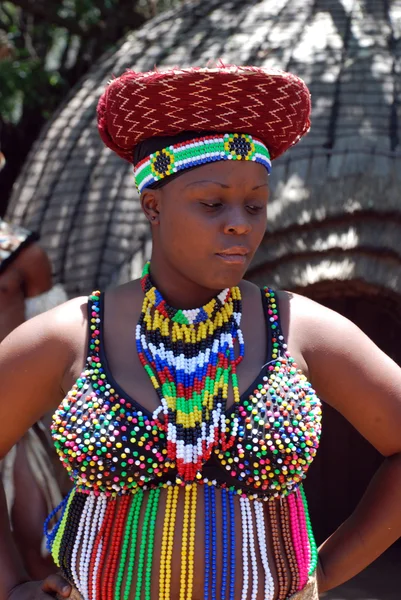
top-left (6, 0), bottom-right (401, 298)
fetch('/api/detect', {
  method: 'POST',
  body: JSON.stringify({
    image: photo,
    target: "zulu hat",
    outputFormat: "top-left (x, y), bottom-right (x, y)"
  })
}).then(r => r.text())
top-left (97, 65), bottom-right (311, 192)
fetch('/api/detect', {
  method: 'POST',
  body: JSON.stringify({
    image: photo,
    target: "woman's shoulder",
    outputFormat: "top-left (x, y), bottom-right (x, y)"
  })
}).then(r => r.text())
top-left (0, 294), bottom-right (91, 394)
top-left (253, 285), bottom-right (364, 378)
top-left (0, 294), bottom-right (94, 456)
top-left (44, 293), bottom-right (91, 342)
top-left (272, 288), bottom-right (385, 384)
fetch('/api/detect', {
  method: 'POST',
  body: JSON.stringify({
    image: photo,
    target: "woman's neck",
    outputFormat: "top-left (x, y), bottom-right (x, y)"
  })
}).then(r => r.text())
top-left (147, 256), bottom-right (223, 310)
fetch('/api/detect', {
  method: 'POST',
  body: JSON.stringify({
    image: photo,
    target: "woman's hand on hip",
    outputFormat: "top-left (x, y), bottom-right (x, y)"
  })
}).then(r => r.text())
top-left (7, 575), bottom-right (71, 599)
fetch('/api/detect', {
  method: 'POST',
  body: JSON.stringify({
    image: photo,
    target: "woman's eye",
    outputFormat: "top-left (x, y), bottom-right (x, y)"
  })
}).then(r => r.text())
top-left (200, 202), bottom-right (222, 209)
top-left (246, 205), bottom-right (264, 213)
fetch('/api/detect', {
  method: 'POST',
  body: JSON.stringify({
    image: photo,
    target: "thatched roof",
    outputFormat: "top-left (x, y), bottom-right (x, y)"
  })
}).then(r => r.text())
top-left (6, 0), bottom-right (401, 298)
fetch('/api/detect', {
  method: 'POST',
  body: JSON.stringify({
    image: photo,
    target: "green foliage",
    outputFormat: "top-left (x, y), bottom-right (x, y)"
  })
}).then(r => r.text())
top-left (0, 0), bottom-right (180, 208)
top-left (0, 52), bottom-right (65, 123)
top-left (0, 0), bottom-right (168, 125)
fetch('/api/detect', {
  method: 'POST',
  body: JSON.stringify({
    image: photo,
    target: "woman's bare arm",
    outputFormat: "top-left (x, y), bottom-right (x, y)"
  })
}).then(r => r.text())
top-left (0, 298), bottom-right (86, 597)
top-left (287, 292), bottom-right (401, 591)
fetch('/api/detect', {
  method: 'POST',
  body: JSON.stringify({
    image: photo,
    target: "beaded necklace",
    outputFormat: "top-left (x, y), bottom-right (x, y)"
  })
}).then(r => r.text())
top-left (137, 262), bottom-right (244, 484)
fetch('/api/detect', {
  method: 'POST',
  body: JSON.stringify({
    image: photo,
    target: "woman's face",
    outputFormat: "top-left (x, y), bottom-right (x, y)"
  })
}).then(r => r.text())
top-left (143, 160), bottom-right (269, 291)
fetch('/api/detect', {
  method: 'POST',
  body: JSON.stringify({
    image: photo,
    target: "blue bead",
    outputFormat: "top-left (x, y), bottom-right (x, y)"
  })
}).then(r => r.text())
top-left (228, 491), bottom-right (236, 600)
top-left (204, 486), bottom-right (210, 600)
top-left (221, 488), bottom-right (228, 599)
top-left (210, 486), bottom-right (217, 600)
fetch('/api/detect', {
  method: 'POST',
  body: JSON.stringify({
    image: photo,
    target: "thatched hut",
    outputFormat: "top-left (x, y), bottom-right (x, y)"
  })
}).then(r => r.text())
top-left (6, 0), bottom-right (401, 544)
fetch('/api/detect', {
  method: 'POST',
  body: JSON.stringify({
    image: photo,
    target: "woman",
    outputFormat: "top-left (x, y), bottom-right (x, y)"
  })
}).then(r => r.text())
top-left (2, 65), bottom-right (401, 600)
top-left (0, 218), bottom-right (68, 580)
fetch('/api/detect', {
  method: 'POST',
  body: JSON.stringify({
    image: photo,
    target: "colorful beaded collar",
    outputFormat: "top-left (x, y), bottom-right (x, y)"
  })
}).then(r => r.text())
top-left (134, 133), bottom-right (271, 193)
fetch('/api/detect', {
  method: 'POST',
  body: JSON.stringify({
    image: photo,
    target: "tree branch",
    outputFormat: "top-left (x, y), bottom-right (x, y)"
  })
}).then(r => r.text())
top-left (0, 4), bottom-right (16, 26)
top-left (9, 0), bottom-right (88, 35)
top-left (10, 0), bottom-right (146, 40)
top-left (20, 12), bottom-right (38, 59)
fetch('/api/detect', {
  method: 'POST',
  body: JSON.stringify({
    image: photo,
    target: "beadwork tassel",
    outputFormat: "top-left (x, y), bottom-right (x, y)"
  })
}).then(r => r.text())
top-left (104, 496), bottom-right (130, 599)
top-left (60, 492), bottom-right (87, 583)
top-left (115, 492), bottom-right (139, 600)
top-left (204, 485), bottom-right (211, 600)
top-left (287, 493), bottom-right (306, 592)
top-left (90, 495), bottom-right (107, 600)
top-left (134, 489), bottom-right (157, 600)
top-left (179, 484), bottom-right (197, 600)
top-left (50, 489), bottom-right (75, 567)
top-left (145, 488), bottom-right (161, 600)
top-left (79, 493), bottom-right (98, 599)
top-left (220, 489), bottom-right (228, 600)
top-left (300, 485), bottom-right (319, 576)
top-left (98, 498), bottom-right (117, 600)
top-left (71, 493), bottom-right (91, 593)
top-left (160, 487), bottom-right (172, 599)
top-left (123, 490), bottom-right (144, 600)
top-left (244, 497), bottom-right (258, 600)
top-left (161, 485), bottom-right (179, 600)
top-left (280, 498), bottom-right (299, 596)
top-left (210, 486), bottom-right (217, 600)
top-left (187, 485), bottom-right (197, 600)
top-left (254, 500), bottom-right (275, 600)
top-left (44, 489), bottom-right (72, 555)
top-left (228, 490), bottom-right (236, 600)
top-left (296, 490), bottom-right (311, 588)
top-left (239, 496), bottom-right (249, 600)
top-left (268, 499), bottom-right (287, 597)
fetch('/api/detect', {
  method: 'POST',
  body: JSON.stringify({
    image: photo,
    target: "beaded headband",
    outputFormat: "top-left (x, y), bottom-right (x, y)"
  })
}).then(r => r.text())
top-left (134, 133), bottom-right (271, 193)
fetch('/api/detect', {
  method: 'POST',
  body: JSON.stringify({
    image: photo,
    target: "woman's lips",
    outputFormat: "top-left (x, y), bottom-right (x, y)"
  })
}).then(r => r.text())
top-left (215, 248), bottom-right (249, 264)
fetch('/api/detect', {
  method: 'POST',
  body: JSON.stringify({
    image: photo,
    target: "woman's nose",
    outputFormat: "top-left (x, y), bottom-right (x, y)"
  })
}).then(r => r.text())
top-left (223, 210), bottom-right (252, 235)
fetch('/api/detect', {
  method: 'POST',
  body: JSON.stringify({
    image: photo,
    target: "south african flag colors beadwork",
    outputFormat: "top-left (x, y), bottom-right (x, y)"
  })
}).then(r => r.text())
top-left (134, 133), bottom-right (271, 193)
top-left (137, 261), bottom-right (244, 484)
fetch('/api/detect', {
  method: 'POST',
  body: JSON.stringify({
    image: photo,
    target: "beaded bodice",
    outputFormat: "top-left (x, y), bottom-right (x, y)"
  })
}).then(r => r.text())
top-left (51, 288), bottom-right (322, 500)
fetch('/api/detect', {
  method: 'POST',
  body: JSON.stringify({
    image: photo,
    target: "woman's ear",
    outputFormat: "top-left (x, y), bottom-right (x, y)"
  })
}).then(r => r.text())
top-left (141, 189), bottom-right (161, 225)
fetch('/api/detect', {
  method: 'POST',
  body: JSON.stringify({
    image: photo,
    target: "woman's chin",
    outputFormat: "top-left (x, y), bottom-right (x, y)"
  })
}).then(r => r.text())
top-left (204, 266), bottom-right (248, 290)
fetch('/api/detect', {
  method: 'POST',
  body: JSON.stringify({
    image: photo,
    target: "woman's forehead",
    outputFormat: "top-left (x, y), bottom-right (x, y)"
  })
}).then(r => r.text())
top-left (171, 160), bottom-right (269, 190)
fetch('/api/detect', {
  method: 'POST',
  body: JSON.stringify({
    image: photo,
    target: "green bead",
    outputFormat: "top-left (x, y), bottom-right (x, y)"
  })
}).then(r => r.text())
top-left (123, 491), bottom-right (143, 600)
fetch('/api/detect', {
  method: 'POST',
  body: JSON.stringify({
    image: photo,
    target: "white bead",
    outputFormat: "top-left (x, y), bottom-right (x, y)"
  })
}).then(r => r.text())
top-left (245, 498), bottom-right (258, 600)
top-left (71, 494), bottom-right (90, 593)
top-left (240, 497), bottom-right (249, 600)
top-left (254, 501), bottom-right (275, 600)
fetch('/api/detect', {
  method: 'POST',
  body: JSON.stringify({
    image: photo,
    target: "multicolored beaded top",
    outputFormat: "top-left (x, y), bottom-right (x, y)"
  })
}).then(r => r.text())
top-left (48, 276), bottom-right (322, 599)
top-left (51, 275), bottom-right (322, 499)
top-left (134, 133), bottom-right (272, 192)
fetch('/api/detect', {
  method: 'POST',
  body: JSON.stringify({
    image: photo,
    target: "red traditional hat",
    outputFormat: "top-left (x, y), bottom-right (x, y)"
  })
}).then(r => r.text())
top-left (97, 65), bottom-right (311, 163)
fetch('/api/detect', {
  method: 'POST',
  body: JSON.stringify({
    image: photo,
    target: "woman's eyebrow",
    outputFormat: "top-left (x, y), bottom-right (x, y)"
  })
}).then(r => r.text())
top-left (184, 180), bottom-right (229, 189)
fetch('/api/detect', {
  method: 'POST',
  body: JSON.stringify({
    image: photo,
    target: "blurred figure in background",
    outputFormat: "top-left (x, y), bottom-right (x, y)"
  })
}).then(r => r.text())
top-left (0, 217), bottom-right (68, 579)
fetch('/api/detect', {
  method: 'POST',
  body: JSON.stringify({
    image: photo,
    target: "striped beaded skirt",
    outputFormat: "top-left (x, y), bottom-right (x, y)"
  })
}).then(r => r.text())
top-left (49, 483), bottom-right (319, 600)
top-left (59, 574), bottom-right (318, 600)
